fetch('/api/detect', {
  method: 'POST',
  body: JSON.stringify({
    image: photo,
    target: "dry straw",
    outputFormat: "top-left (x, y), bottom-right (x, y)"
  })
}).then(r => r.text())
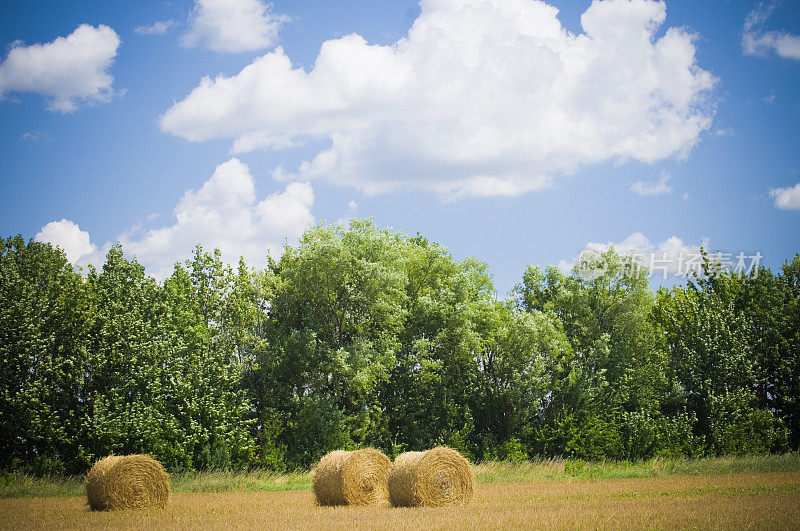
top-left (388, 446), bottom-right (475, 507)
top-left (85, 454), bottom-right (170, 511)
top-left (312, 448), bottom-right (392, 506)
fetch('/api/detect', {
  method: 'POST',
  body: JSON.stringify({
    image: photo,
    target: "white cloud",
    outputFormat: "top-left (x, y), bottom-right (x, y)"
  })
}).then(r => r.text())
top-left (629, 170), bottom-right (672, 196)
top-left (161, 0), bottom-right (717, 200)
top-left (21, 130), bottom-right (48, 142)
top-left (124, 158), bottom-right (314, 278)
top-left (681, 191), bottom-right (690, 201)
top-left (559, 232), bottom-right (707, 279)
top-left (336, 200), bottom-right (359, 225)
top-left (770, 183), bottom-right (800, 210)
top-left (182, 0), bottom-right (287, 53)
top-left (38, 159), bottom-right (315, 278)
top-left (0, 24), bottom-right (121, 112)
top-left (742, 2), bottom-right (800, 60)
top-left (135, 20), bottom-right (177, 35)
top-left (35, 219), bottom-right (97, 263)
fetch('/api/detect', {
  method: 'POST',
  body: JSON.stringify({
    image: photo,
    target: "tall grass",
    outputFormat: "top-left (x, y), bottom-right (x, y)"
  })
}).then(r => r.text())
top-left (0, 473), bottom-right (85, 498)
top-left (0, 469), bottom-right (312, 499)
top-left (3, 453), bottom-right (798, 499)
top-left (474, 453), bottom-right (800, 483)
top-left (171, 469), bottom-right (311, 493)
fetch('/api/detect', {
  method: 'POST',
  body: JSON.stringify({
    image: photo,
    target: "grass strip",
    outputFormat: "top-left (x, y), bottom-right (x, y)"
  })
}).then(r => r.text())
top-left (2, 453), bottom-right (798, 499)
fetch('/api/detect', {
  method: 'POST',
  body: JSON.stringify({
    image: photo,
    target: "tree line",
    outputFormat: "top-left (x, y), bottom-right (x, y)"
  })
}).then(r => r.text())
top-left (1, 220), bottom-right (798, 475)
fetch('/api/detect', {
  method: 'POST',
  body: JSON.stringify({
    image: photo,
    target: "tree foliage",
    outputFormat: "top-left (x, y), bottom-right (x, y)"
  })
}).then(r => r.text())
top-left (1, 225), bottom-right (798, 474)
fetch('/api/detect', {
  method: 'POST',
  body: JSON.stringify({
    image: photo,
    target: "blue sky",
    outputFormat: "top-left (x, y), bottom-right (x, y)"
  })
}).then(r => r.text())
top-left (1, 0), bottom-right (798, 293)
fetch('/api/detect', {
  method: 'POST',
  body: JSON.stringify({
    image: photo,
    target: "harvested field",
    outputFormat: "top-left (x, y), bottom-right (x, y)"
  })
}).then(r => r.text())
top-left (1, 470), bottom-right (799, 529)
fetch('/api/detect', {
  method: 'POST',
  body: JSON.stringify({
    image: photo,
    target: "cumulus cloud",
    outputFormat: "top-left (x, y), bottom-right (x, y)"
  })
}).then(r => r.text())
top-left (559, 232), bottom-right (707, 279)
top-left (35, 219), bottom-right (97, 263)
top-left (117, 158), bottom-right (314, 278)
top-left (39, 158), bottom-right (314, 278)
top-left (0, 24), bottom-right (121, 112)
top-left (161, 0), bottom-right (716, 200)
top-left (629, 171), bottom-right (673, 196)
top-left (182, 0), bottom-right (287, 53)
top-left (742, 2), bottom-right (800, 60)
top-left (770, 183), bottom-right (800, 210)
top-left (37, 159), bottom-right (314, 277)
top-left (135, 20), bottom-right (177, 35)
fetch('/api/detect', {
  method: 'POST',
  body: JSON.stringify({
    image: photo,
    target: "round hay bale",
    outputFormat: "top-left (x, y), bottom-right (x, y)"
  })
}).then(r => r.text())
top-left (86, 454), bottom-right (170, 511)
top-left (312, 448), bottom-right (391, 506)
top-left (311, 450), bottom-right (349, 506)
top-left (388, 447), bottom-right (475, 507)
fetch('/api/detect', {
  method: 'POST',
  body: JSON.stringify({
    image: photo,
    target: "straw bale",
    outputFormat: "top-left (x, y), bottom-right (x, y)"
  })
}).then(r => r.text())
top-left (86, 454), bottom-right (170, 511)
top-left (388, 447), bottom-right (474, 507)
top-left (312, 448), bottom-right (391, 506)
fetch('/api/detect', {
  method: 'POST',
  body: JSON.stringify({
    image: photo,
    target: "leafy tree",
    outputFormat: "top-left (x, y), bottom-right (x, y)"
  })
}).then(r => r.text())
top-left (0, 236), bottom-right (93, 474)
top-left (161, 247), bottom-right (255, 470)
top-left (257, 221), bottom-right (406, 467)
top-left (384, 238), bottom-right (492, 459)
top-left (1, 226), bottom-right (797, 474)
top-left (654, 250), bottom-right (787, 455)
top-left (516, 250), bottom-right (692, 459)
top-left (83, 245), bottom-right (184, 468)
top-left (471, 302), bottom-right (569, 458)
top-left (729, 255), bottom-right (800, 449)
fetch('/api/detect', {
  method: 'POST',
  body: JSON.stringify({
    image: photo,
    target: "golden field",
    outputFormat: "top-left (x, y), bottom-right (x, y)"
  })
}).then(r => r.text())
top-left (1, 470), bottom-right (799, 529)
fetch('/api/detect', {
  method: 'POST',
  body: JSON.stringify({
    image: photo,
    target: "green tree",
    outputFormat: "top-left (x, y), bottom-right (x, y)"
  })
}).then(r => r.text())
top-left (729, 255), bottom-right (800, 449)
top-left (654, 250), bottom-right (787, 455)
top-left (0, 236), bottom-right (94, 474)
top-left (516, 249), bottom-right (693, 459)
top-left (83, 245), bottom-right (185, 468)
top-left (471, 302), bottom-right (568, 459)
top-left (161, 246), bottom-right (255, 470)
top-left (383, 237), bottom-right (492, 459)
top-left (258, 221), bottom-right (406, 467)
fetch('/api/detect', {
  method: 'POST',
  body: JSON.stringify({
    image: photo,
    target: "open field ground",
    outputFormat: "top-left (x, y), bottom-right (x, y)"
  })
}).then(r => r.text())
top-left (1, 456), bottom-right (800, 529)
top-left (1, 471), bottom-right (799, 529)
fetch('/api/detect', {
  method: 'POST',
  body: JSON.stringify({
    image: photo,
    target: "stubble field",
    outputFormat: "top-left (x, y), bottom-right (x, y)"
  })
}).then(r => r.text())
top-left (2, 469), bottom-right (799, 529)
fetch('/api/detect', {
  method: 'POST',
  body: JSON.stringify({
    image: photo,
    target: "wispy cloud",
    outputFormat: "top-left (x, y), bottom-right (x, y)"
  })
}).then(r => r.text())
top-left (135, 20), bottom-right (177, 36)
top-left (629, 171), bottom-right (673, 196)
top-left (336, 200), bottom-right (359, 226)
top-left (742, 2), bottom-right (800, 60)
top-left (21, 130), bottom-right (48, 142)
